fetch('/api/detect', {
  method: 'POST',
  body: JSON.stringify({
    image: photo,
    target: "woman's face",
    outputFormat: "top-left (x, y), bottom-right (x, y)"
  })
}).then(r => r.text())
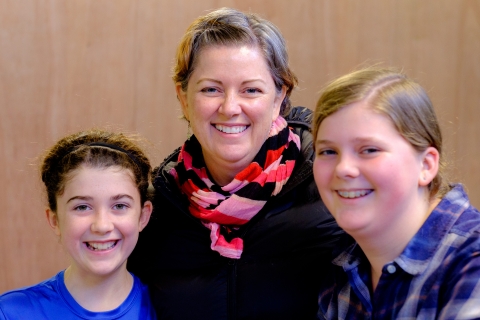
top-left (177, 45), bottom-right (286, 185)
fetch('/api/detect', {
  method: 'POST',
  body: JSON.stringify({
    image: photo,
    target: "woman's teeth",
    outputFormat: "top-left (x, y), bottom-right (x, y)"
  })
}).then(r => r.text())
top-left (86, 241), bottom-right (117, 251)
top-left (337, 190), bottom-right (372, 199)
top-left (215, 124), bottom-right (247, 134)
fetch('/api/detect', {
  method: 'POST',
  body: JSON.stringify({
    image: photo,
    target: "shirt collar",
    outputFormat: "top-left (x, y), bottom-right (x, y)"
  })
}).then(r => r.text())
top-left (332, 184), bottom-right (470, 275)
top-left (395, 184), bottom-right (469, 274)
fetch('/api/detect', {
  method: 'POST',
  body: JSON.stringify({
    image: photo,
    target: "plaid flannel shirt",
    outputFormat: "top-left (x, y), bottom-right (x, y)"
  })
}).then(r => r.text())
top-left (318, 184), bottom-right (480, 319)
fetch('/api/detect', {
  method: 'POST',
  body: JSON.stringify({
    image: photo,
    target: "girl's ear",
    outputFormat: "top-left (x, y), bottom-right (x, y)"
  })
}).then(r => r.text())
top-left (138, 201), bottom-right (153, 231)
top-left (175, 83), bottom-right (189, 122)
top-left (46, 209), bottom-right (61, 236)
top-left (419, 147), bottom-right (440, 187)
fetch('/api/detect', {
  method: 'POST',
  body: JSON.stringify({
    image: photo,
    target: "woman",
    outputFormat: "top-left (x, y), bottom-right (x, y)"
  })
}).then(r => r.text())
top-left (128, 7), bottom-right (343, 320)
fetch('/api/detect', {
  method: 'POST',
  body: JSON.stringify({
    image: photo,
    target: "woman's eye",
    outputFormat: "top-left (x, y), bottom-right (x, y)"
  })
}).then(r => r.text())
top-left (245, 88), bottom-right (261, 94)
top-left (201, 87), bottom-right (219, 93)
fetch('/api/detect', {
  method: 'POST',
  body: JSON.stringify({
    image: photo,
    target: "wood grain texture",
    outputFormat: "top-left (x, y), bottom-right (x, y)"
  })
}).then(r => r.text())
top-left (1, 0), bottom-right (479, 293)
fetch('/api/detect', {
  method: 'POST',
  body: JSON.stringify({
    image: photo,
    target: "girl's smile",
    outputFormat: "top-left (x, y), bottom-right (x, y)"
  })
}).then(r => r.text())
top-left (336, 189), bottom-right (373, 199)
top-left (85, 240), bottom-right (119, 251)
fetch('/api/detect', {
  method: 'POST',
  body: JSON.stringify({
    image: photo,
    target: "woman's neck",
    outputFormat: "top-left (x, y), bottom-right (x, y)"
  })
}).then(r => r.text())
top-left (201, 149), bottom-right (256, 186)
top-left (204, 159), bottom-right (243, 187)
top-left (208, 167), bottom-right (236, 186)
top-left (63, 265), bottom-right (133, 312)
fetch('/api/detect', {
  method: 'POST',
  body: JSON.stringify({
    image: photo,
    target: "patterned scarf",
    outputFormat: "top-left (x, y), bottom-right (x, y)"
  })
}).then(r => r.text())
top-left (170, 116), bottom-right (300, 259)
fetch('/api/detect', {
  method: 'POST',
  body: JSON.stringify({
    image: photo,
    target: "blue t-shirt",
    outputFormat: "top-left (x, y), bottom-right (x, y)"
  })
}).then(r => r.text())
top-left (0, 270), bottom-right (156, 319)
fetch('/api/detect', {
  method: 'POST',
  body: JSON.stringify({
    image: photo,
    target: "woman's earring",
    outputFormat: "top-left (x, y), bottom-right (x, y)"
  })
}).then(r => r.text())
top-left (187, 120), bottom-right (192, 140)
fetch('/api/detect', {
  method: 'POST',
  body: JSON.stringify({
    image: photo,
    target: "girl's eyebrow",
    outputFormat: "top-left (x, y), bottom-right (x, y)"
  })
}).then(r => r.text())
top-left (66, 194), bottom-right (134, 203)
top-left (315, 139), bottom-right (333, 145)
top-left (352, 136), bottom-right (383, 144)
top-left (111, 194), bottom-right (134, 201)
top-left (316, 136), bottom-right (380, 143)
top-left (315, 139), bottom-right (334, 149)
top-left (315, 136), bottom-right (383, 148)
top-left (66, 195), bottom-right (93, 203)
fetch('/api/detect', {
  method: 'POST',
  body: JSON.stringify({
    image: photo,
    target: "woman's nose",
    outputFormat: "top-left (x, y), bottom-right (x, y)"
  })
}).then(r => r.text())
top-left (219, 92), bottom-right (241, 117)
top-left (90, 209), bottom-right (114, 234)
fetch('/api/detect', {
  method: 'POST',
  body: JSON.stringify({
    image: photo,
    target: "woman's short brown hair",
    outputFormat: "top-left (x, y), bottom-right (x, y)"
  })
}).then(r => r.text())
top-left (173, 7), bottom-right (298, 116)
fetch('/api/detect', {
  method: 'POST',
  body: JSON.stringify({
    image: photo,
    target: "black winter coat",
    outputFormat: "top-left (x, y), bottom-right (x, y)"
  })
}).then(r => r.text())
top-left (128, 107), bottom-right (344, 320)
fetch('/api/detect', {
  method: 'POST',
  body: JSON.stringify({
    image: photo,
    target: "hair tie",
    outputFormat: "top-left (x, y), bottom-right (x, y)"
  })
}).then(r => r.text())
top-left (87, 142), bottom-right (141, 168)
top-left (42, 142), bottom-right (142, 184)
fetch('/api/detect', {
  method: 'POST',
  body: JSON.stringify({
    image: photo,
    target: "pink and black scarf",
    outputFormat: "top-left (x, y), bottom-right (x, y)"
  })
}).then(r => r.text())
top-left (170, 116), bottom-right (300, 259)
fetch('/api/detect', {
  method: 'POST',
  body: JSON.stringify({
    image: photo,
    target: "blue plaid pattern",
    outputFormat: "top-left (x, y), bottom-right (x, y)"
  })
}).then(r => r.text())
top-left (318, 184), bottom-right (480, 319)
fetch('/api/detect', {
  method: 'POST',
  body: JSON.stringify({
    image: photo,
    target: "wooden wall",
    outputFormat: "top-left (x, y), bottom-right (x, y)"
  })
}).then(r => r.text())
top-left (1, 0), bottom-right (479, 293)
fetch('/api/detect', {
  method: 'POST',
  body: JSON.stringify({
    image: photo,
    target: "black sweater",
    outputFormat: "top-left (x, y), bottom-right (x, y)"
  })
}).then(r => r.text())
top-left (128, 107), bottom-right (344, 320)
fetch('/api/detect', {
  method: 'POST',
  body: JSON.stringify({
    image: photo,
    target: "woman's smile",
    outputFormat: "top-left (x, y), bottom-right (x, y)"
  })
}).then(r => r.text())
top-left (214, 124), bottom-right (249, 134)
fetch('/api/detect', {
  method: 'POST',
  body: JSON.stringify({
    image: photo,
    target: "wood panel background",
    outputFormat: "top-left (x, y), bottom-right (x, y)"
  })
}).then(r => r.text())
top-left (1, 0), bottom-right (479, 293)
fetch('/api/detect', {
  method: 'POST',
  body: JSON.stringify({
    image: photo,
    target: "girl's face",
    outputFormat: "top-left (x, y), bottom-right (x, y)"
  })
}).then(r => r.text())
top-left (47, 165), bottom-right (152, 280)
top-left (177, 45), bottom-right (285, 186)
top-left (313, 101), bottom-right (431, 240)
